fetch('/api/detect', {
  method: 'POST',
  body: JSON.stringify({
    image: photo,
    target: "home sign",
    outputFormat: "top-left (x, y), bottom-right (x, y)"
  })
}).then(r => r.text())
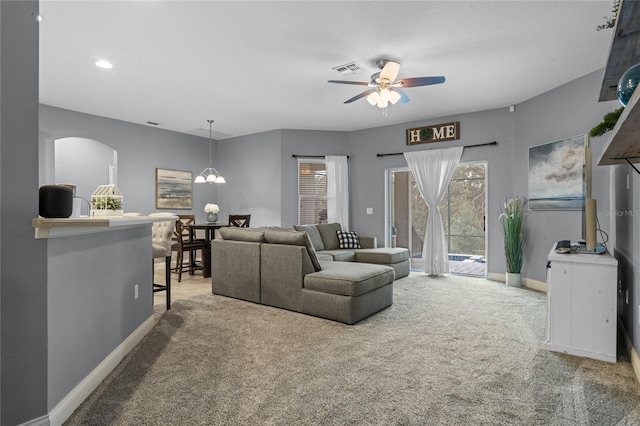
top-left (406, 121), bottom-right (460, 146)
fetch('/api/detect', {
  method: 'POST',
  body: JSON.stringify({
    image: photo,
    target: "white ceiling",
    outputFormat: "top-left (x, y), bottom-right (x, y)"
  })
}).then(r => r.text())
top-left (39, 1), bottom-right (616, 140)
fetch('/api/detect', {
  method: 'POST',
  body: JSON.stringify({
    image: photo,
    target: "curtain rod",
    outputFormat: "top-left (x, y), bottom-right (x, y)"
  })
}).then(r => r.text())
top-left (292, 154), bottom-right (350, 159)
top-left (376, 141), bottom-right (498, 158)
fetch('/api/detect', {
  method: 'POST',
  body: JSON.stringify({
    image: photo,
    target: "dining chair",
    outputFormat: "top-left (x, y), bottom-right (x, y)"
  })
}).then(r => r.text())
top-left (175, 214), bottom-right (207, 242)
top-left (171, 218), bottom-right (209, 282)
top-left (176, 213), bottom-right (208, 266)
top-left (151, 218), bottom-right (175, 309)
top-left (228, 214), bottom-right (251, 228)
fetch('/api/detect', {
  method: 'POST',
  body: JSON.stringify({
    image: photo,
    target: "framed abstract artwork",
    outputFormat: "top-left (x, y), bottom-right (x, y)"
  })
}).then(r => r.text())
top-left (528, 134), bottom-right (588, 210)
top-left (155, 168), bottom-right (192, 209)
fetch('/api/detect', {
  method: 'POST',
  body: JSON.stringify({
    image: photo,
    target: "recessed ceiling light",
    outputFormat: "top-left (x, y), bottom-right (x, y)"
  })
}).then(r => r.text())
top-left (95, 60), bottom-right (113, 69)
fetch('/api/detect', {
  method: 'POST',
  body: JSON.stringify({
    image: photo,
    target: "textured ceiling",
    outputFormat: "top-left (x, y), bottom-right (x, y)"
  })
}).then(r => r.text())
top-left (39, 1), bottom-right (616, 140)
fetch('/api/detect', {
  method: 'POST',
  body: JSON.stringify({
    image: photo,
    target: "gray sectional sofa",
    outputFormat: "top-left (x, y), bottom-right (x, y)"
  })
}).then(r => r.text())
top-left (293, 222), bottom-right (410, 279)
top-left (211, 223), bottom-right (410, 324)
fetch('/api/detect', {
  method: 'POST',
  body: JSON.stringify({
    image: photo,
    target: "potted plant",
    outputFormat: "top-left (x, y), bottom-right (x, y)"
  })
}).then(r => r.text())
top-left (90, 184), bottom-right (123, 217)
top-left (589, 107), bottom-right (624, 137)
top-left (499, 197), bottom-right (525, 286)
top-left (205, 203), bottom-right (219, 222)
top-left (91, 196), bottom-right (122, 211)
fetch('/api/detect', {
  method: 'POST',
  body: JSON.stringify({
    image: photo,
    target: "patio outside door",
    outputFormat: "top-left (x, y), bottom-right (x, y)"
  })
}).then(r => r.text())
top-left (387, 162), bottom-right (487, 276)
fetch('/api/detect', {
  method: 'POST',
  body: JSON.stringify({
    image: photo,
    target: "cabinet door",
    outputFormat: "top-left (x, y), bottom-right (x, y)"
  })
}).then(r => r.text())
top-left (548, 261), bottom-right (572, 347)
top-left (571, 263), bottom-right (616, 355)
top-left (571, 265), bottom-right (596, 351)
top-left (592, 265), bottom-right (617, 357)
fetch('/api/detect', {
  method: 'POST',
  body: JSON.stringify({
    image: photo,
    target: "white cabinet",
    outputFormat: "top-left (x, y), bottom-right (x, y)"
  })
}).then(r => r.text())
top-left (547, 244), bottom-right (618, 362)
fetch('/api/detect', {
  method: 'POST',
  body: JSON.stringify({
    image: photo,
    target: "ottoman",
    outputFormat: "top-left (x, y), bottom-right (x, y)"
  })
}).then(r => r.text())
top-left (301, 261), bottom-right (395, 324)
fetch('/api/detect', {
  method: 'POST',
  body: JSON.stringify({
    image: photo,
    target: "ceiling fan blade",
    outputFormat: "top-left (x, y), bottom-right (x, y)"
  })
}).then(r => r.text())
top-left (328, 80), bottom-right (369, 86)
top-left (393, 88), bottom-right (410, 104)
top-left (344, 89), bottom-right (375, 104)
top-left (379, 61), bottom-right (400, 82)
top-left (398, 76), bottom-right (445, 87)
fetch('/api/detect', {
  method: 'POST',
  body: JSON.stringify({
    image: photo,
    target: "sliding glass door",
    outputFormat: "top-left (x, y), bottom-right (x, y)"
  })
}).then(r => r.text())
top-left (386, 162), bottom-right (486, 276)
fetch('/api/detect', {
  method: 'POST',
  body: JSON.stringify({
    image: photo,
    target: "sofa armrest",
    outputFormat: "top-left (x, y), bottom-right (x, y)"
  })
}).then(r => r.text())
top-left (211, 239), bottom-right (261, 303)
top-left (358, 236), bottom-right (377, 249)
top-left (261, 244), bottom-right (315, 312)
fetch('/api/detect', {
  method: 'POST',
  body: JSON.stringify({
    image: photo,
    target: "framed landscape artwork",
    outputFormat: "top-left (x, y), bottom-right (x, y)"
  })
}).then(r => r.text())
top-left (155, 168), bottom-right (192, 209)
top-left (528, 134), bottom-right (587, 210)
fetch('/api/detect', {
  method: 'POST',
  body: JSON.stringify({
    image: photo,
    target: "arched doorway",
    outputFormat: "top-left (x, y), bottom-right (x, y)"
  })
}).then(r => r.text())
top-left (54, 137), bottom-right (118, 215)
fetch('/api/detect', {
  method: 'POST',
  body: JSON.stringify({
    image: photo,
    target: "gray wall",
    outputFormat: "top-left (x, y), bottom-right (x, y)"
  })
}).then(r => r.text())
top-left (39, 105), bottom-right (220, 223)
top-left (347, 70), bottom-right (618, 284)
top-left (216, 130), bottom-right (282, 227)
top-left (214, 129), bottom-right (349, 228)
top-left (47, 226), bottom-right (152, 410)
top-left (513, 69), bottom-right (620, 282)
top-left (55, 137), bottom-right (118, 213)
top-left (35, 74), bottom-right (627, 275)
top-left (1, 1), bottom-right (49, 424)
top-left (280, 129), bottom-right (349, 227)
top-left (347, 108), bottom-right (514, 277)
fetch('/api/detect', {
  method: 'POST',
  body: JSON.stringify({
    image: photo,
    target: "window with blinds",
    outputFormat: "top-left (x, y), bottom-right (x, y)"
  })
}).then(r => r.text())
top-left (298, 159), bottom-right (327, 225)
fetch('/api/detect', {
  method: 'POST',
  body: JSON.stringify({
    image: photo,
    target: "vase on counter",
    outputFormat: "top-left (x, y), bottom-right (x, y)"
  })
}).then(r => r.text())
top-left (207, 212), bottom-right (218, 223)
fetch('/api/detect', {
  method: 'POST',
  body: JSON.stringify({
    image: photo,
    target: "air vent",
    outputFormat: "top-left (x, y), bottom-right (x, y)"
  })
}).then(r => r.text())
top-left (187, 128), bottom-right (233, 140)
top-left (332, 61), bottom-right (366, 76)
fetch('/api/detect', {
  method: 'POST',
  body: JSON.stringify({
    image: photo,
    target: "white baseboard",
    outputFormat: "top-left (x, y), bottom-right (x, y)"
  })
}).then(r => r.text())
top-left (486, 272), bottom-right (547, 293)
top-left (486, 272), bottom-right (504, 282)
top-left (48, 315), bottom-right (155, 426)
top-left (524, 277), bottom-right (547, 293)
top-left (619, 318), bottom-right (640, 385)
top-left (18, 414), bottom-right (49, 426)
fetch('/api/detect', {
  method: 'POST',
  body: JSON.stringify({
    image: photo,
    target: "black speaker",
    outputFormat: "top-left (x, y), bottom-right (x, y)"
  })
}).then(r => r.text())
top-left (39, 185), bottom-right (73, 218)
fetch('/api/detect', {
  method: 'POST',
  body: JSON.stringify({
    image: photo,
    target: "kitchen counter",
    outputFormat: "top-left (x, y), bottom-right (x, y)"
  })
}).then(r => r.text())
top-left (32, 215), bottom-right (173, 239)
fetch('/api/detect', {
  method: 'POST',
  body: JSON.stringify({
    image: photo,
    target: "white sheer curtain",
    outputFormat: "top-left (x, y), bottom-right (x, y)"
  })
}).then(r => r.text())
top-left (404, 147), bottom-right (463, 276)
top-left (326, 155), bottom-right (349, 230)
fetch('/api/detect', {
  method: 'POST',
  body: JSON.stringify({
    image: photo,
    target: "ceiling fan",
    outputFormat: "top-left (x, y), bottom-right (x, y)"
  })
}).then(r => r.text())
top-left (328, 59), bottom-right (445, 109)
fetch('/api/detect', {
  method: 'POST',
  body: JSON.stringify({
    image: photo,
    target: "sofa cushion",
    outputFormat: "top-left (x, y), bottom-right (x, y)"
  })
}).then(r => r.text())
top-left (337, 230), bottom-right (361, 249)
top-left (264, 230), bottom-right (322, 272)
top-left (317, 253), bottom-right (334, 262)
top-left (316, 222), bottom-right (342, 250)
top-left (317, 250), bottom-right (356, 262)
top-left (293, 224), bottom-right (324, 251)
top-left (266, 226), bottom-right (296, 231)
top-left (219, 227), bottom-right (267, 242)
top-left (354, 248), bottom-right (410, 265)
top-left (304, 262), bottom-right (395, 297)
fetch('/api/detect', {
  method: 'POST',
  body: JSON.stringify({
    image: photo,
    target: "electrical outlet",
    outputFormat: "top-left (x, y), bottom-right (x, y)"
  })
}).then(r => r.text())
top-left (134, 284), bottom-right (139, 300)
top-left (366, 208), bottom-right (373, 215)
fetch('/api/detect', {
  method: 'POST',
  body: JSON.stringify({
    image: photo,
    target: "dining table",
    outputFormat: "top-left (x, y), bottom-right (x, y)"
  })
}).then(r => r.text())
top-left (188, 222), bottom-right (227, 278)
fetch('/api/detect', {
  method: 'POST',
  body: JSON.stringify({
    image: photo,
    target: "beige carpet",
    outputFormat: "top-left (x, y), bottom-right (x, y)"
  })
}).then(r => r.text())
top-left (65, 273), bottom-right (640, 425)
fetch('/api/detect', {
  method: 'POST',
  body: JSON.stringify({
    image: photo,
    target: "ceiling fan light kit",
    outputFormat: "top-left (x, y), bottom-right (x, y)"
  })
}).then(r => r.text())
top-left (328, 59), bottom-right (445, 112)
top-left (367, 87), bottom-right (402, 108)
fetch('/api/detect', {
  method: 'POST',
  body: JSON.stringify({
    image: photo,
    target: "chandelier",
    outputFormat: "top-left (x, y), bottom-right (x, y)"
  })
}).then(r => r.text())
top-left (194, 119), bottom-right (225, 184)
